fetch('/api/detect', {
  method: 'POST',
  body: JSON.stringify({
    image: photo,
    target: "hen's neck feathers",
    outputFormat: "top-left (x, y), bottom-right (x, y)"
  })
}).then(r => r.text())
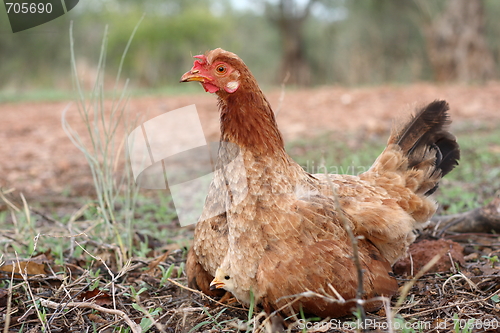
top-left (217, 72), bottom-right (285, 156)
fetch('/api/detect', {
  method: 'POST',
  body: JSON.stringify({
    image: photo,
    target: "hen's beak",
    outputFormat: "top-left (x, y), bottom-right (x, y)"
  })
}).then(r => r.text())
top-left (180, 70), bottom-right (211, 83)
top-left (209, 277), bottom-right (225, 291)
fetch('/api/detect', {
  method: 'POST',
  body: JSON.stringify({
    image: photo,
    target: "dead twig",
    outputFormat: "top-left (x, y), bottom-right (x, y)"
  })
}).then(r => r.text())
top-left (38, 298), bottom-right (142, 333)
top-left (166, 278), bottom-right (245, 311)
top-left (431, 197), bottom-right (500, 236)
top-left (2, 265), bottom-right (15, 333)
top-left (442, 272), bottom-right (481, 294)
top-left (257, 291), bottom-right (320, 333)
top-left (14, 234), bottom-right (52, 333)
top-left (331, 186), bottom-right (367, 325)
top-left (74, 240), bottom-right (134, 325)
top-left (274, 71), bottom-right (290, 116)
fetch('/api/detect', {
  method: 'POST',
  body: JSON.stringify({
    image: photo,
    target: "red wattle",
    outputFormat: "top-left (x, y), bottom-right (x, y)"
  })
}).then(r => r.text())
top-left (202, 82), bottom-right (219, 93)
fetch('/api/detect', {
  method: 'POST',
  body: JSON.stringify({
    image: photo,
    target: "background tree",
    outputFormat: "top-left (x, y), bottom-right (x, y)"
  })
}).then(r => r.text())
top-left (416, 0), bottom-right (496, 82)
top-left (1, 0), bottom-right (500, 93)
top-left (265, 0), bottom-right (319, 86)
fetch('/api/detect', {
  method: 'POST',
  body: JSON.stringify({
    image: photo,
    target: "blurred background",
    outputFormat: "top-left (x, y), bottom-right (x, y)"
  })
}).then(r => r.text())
top-left (1, 0), bottom-right (500, 98)
top-left (1, 0), bottom-right (500, 206)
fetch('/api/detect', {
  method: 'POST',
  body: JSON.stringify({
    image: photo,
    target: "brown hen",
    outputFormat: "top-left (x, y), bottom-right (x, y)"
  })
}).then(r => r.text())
top-left (181, 48), bottom-right (459, 317)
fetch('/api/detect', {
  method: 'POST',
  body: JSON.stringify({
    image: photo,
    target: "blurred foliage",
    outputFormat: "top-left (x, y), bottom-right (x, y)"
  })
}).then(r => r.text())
top-left (0, 0), bottom-right (500, 93)
top-left (305, 1), bottom-right (429, 85)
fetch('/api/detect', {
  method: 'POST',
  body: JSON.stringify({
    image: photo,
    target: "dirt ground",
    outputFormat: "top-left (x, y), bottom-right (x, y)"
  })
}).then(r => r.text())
top-left (1, 83), bottom-right (500, 332)
top-left (1, 82), bottom-right (500, 199)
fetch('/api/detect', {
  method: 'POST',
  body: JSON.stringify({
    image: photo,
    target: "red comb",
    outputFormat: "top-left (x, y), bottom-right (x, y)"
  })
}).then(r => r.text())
top-left (192, 54), bottom-right (207, 71)
top-left (193, 54), bottom-right (207, 63)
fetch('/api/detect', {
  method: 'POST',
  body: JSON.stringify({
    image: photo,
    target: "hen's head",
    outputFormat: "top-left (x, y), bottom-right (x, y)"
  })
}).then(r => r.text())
top-left (180, 48), bottom-right (247, 95)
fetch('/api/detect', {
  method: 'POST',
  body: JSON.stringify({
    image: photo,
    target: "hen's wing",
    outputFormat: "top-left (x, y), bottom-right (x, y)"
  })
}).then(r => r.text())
top-left (308, 101), bottom-right (459, 264)
top-left (311, 173), bottom-right (423, 265)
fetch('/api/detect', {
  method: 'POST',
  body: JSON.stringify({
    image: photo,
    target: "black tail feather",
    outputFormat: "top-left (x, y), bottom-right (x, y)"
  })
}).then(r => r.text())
top-left (391, 100), bottom-right (460, 195)
top-left (434, 135), bottom-right (461, 178)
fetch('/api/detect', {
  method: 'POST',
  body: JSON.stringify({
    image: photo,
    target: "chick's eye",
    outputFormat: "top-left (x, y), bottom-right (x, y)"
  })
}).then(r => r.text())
top-left (216, 65), bottom-right (227, 74)
top-left (224, 275), bottom-right (230, 280)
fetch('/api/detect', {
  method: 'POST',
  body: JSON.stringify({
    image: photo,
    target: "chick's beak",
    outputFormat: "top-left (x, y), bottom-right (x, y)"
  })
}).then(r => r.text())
top-left (209, 277), bottom-right (225, 291)
top-left (180, 69), bottom-right (211, 83)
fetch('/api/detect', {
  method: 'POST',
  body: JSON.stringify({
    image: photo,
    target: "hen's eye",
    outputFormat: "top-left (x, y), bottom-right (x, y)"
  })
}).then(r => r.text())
top-left (224, 275), bottom-right (230, 280)
top-left (216, 65), bottom-right (227, 74)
